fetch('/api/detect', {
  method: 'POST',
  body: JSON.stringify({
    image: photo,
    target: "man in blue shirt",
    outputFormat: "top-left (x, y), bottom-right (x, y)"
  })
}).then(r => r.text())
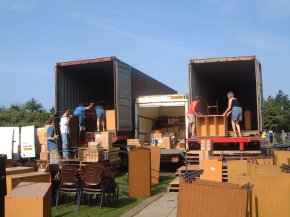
top-left (73, 102), bottom-right (94, 131)
top-left (47, 118), bottom-right (60, 164)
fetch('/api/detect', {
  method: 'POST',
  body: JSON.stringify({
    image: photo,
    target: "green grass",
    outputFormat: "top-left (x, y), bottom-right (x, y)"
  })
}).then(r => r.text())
top-left (52, 173), bottom-right (174, 217)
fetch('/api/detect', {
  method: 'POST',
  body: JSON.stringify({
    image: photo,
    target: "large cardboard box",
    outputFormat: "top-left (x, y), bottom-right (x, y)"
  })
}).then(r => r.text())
top-left (6, 172), bottom-right (51, 193)
top-left (94, 132), bottom-right (113, 150)
top-left (5, 182), bottom-right (51, 217)
top-left (40, 152), bottom-right (50, 161)
top-left (106, 110), bottom-right (116, 131)
top-left (159, 136), bottom-right (171, 149)
top-left (41, 145), bottom-right (47, 152)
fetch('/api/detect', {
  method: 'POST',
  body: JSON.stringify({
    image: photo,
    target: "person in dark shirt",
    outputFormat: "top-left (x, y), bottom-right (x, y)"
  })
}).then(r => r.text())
top-left (95, 105), bottom-right (106, 131)
top-left (222, 91), bottom-right (242, 137)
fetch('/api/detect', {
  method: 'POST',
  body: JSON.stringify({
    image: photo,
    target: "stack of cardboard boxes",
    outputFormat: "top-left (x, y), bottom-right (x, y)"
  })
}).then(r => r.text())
top-left (150, 131), bottom-right (174, 149)
top-left (148, 125), bottom-right (186, 150)
top-left (37, 126), bottom-right (50, 161)
top-left (86, 142), bottom-right (104, 162)
top-left (200, 139), bottom-right (213, 160)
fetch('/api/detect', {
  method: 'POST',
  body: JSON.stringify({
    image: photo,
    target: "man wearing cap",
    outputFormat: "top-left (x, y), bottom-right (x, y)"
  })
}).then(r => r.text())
top-left (187, 95), bottom-right (202, 137)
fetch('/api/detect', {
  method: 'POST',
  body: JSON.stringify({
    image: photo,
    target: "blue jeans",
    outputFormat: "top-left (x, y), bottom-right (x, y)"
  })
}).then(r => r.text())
top-left (232, 107), bottom-right (242, 121)
top-left (78, 115), bottom-right (84, 126)
top-left (61, 133), bottom-right (70, 158)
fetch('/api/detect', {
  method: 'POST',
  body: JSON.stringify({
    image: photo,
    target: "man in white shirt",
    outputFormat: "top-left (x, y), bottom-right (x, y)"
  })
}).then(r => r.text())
top-left (60, 109), bottom-right (70, 159)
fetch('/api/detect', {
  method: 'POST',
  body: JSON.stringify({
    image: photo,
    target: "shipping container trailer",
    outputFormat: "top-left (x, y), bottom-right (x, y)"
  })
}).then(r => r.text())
top-left (55, 56), bottom-right (176, 146)
top-left (188, 56), bottom-right (263, 150)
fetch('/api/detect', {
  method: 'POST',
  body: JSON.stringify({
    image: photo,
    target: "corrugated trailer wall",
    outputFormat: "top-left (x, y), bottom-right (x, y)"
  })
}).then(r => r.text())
top-left (131, 68), bottom-right (177, 100)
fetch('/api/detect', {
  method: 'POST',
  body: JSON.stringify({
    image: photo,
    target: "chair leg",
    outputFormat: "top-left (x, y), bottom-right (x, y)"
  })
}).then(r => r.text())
top-left (56, 190), bottom-right (59, 208)
top-left (76, 190), bottom-right (81, 211)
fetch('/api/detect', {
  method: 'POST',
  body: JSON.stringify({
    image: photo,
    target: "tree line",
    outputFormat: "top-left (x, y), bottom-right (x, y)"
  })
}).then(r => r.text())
top-left (0, 98), bottom-right (55, 128)
top-left (0, 90), bottom-right (289, 132)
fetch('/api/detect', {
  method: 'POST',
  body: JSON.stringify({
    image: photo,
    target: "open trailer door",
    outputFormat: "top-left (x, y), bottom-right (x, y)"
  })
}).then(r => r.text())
top-left (115, 59), bottom-right (132, 131)
top-left (20, 126), bottom-right (36, 158)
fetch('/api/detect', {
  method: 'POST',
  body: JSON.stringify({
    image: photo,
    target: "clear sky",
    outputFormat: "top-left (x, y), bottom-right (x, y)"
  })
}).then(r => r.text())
top-left (0, 0), bottom-right (289, 109)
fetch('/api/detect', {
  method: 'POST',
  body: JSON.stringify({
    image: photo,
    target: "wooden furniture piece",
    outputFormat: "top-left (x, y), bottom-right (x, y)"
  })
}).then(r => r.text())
top-left (274, 150), bottom-right (290, 165)
top-left (6, 167), bottom-right (34, 175)
top-left (5, 182), bottom-right (52, 217)
top-left (177, 177), bottom-right (249, 217)
top-left (128, 149), bottom-right (151, 198)
top-left (237, 174), bottom-right (290, 217)
top-left (196, 115), bottom-right (228, 137)
top-left (150, 147), bottom-right (161, 184)
top-left (6, 172), bottom-right (51, 193)
top-left (200, 159), bottom-right (223, 182)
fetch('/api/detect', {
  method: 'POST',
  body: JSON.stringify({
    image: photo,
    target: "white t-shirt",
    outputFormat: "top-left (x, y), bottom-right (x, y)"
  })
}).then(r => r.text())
top-left (60, 115), bottom-right (70, 134)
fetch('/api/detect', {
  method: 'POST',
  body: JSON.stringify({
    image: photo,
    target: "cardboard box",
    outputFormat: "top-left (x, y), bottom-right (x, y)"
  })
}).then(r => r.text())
top-left (94, 132), bottom-right (113, 149)
top-left (127, 139), bottom-right (142, 147)
top-left (40, 152), bottom-right (49, 161)
top-left (160, 136), bottom-right (171, 149)
top-left (206, 140), bottom-right (213, 150)
top-left (200, 140), bottom-right (213, 151)
top-left (41, 145), bottom-right (47, 152)
top-left (200, 140), bottom-right (207, 151)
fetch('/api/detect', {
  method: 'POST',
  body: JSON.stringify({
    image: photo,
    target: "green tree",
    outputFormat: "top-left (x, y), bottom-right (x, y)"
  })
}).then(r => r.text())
top-left (0, 98), bottom-right (52, 128)
top-left (264, 90), bottom-right (290, 132)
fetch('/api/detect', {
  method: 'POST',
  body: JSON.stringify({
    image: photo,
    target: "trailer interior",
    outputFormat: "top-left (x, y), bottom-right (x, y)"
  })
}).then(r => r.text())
top-left (190, 58), bottom-right (262, 133)
top-left (57, 60), bottom-right (115, 112)
top-left (137, 106), bottom-right (186, 143)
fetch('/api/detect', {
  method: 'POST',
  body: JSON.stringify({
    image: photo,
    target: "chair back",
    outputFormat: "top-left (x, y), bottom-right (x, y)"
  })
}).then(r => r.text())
top-left (83, 170), bottom-right (101, 185)
top-left (59, 166), bottom-right (79, 185)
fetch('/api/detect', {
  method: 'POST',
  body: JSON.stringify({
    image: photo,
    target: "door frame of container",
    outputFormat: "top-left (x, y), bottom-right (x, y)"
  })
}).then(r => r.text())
top-left (114, 59), bottom-right (133, 132)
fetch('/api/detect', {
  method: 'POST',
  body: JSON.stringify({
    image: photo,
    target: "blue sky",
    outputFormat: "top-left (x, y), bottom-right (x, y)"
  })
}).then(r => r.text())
top-left (0, 0), bottom-right (289, 109)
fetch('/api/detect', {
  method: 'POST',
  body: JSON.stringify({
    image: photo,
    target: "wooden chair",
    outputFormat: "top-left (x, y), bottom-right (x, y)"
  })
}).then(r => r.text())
top-left (80, 170), bottom-right (103, 206)
top-left (56, 166), bottom-right (81, 210)
top-left (100, 175), bottom-right (119, 207)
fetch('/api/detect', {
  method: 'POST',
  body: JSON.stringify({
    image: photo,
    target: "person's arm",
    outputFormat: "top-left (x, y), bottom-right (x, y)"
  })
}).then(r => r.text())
top-left (222, 98), bottom-right (232, 116)
top-left (85, 102), bottom-right (94, 110)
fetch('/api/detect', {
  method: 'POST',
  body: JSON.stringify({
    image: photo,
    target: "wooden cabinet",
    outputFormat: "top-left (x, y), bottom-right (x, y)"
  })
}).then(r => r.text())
top-left (5, 182), bottom-right (51, 217)
top-left (177, 178), bottom-right (248, 217)
top-left (128, 149), bottom-right (151, 198)
top-left (6, 167), bottom-right (34, 175)
top-left (6, 172), bottom-right (51, 193)
top-left (196, 115), bottom-right (228, 137)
